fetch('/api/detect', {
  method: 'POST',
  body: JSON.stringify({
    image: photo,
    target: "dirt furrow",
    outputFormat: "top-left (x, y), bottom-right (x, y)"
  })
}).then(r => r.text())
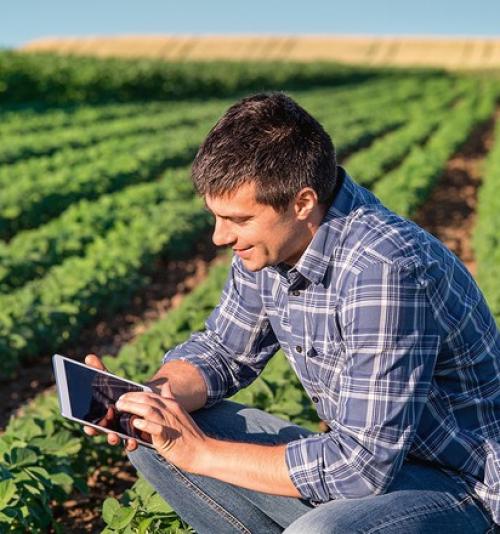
top-left (413, 116), bottom-right (495, 276)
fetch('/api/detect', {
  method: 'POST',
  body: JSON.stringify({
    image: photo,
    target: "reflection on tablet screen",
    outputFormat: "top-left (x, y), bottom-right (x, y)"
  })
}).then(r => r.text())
top-left (64, 359), bottom-right (150, 441)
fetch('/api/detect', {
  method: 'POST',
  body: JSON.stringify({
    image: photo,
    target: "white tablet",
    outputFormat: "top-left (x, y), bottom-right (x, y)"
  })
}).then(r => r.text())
top-left (53, 353), bottom-right (155, 448)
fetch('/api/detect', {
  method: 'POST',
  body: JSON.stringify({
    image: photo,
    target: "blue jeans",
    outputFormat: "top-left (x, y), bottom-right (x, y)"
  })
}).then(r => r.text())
top-left (127, 400), bottom-right (496, 533)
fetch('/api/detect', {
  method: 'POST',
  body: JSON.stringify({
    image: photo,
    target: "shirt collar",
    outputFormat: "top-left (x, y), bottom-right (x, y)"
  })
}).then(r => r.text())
top-left (271, 167), bottom-right (376, 286)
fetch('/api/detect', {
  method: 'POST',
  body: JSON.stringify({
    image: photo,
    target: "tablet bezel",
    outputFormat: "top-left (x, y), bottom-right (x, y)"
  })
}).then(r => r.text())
top-left (53, 353), bottom-right (155, 449)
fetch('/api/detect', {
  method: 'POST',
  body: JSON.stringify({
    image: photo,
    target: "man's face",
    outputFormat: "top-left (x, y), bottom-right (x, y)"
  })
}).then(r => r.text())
top-left (205, 181), bottom-right (320, 272)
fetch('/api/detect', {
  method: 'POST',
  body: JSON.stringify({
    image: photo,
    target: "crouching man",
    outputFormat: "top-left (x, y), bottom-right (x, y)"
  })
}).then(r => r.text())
top-left (85, 93), bottom-right (500, 533)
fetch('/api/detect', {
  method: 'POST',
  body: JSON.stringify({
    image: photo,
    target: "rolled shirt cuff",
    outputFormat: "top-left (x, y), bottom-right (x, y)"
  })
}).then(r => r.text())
top-left (285, 434), bottom-right (333, 504)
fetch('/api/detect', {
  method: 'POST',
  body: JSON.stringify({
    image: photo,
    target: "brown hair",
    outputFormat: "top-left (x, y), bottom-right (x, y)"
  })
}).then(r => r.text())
top-left (191, 92), bottom-right (337, 212)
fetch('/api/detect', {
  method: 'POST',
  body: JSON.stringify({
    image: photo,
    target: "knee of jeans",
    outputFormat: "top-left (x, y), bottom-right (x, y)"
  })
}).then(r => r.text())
top-left (127, 445), bottom-right (169, 476)
top-left (283, 505), bottom-right (352, 534)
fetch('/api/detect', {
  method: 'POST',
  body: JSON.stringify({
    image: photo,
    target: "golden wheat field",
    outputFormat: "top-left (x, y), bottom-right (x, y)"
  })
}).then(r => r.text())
top-left (22, 35), bottom-right (500, 69)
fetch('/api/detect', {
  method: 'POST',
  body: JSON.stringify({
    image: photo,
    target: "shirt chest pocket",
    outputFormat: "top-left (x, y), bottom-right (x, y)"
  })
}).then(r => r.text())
top-left (306, 344), bottom-right (344, 421)
top-left (305, 304), bottom-right (344, 352)
top-left (306, 344), bottom-right (344, 393)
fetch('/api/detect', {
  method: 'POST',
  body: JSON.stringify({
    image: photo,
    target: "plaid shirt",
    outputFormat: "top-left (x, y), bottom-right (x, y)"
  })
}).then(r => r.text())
top-left (163, 167), bottom-right (500, 525)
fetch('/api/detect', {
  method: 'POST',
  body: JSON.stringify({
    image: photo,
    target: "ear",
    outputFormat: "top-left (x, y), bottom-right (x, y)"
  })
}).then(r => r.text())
top-left (293, 188), bottom-right (319, 220)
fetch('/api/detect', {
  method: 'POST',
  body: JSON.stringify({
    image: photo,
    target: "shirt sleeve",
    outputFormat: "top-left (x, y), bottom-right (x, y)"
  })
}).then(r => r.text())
top-left (285, 260), bottom-right (442, 503)
top-left (162, 254), bottom-right (280, 408)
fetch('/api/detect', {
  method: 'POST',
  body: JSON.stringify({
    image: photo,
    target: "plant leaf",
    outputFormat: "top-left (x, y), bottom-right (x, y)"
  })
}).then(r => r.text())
top-left (0, 480), bottom-right (16, 509)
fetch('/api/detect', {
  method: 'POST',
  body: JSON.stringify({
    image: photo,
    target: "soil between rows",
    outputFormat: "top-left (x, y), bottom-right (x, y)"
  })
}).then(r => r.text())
top-left (413, 116), bottom-right (495, 276)
top-left (4, 113), bottom-right (497, 532)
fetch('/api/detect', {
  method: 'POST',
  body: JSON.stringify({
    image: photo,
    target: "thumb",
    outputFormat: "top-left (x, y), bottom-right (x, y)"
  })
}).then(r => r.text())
top-left (85, 354), bottom-right (107, 371)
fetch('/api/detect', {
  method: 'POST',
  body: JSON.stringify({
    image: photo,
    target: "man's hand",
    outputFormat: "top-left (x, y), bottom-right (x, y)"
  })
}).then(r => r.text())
top-left (115, 381), bottom-right (210, 473)
top-left (83, 354), bottom-right (138, 452)
top-left (114, 372), bottom-right (302, 498)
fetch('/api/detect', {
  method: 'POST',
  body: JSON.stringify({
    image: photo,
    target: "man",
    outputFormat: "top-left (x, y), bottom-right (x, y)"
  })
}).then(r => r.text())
top-left (85, 93), bottom-right (500, 533)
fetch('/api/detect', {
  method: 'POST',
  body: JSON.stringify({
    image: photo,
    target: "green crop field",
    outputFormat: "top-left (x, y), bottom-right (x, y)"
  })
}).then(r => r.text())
top-left (0, 50), bottom-right (498, 532)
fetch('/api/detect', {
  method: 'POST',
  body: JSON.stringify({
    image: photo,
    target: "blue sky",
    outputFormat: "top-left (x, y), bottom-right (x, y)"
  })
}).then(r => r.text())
top-left (2, 0), bottom-right (499, 49)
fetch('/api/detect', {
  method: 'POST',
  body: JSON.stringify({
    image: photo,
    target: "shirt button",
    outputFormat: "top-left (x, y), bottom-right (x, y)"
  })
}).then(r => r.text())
top-left (292, 290), bottom-right (300, 296)
top-left (312, 396), bottom-right (319, 403)
top-left (296, 346), bottom-right (303, 353)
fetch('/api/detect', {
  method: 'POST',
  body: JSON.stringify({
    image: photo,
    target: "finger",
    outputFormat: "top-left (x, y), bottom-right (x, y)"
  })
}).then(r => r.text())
top-left (119, 391), bottom-right (177, 411)
top-left (85, 353), bottom-right (107, 371)
top-left (116, 394), bottom-right (166, 417)
top-left (83, 425), bottom-right (100, 436)
top-left (121, 390), bottom-right (188, 418)
top-left (103, 405), bottom-right (115, 423)
top-left (118, 391), bottom-right (164, 405)
top-left (125, 438), bottom-right (138, 452)
top-left (97, 406), bottom-right (116, 428)
top-left (151, 393), bottom-right (183, 421)
top-left (116, 399), bottom-right (165, 424)
top-left (107, 432), bottom-right (121, 446)
top-left (132, 419), bottom-right (174, 454)
top-left (117, 393), bottom-right (183, 426)
top-left (132, 417), bottom-right (165, 439)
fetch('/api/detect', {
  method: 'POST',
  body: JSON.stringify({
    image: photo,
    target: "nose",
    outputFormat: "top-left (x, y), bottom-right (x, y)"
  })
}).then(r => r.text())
top-left (212, 218), bottom-right (236, 247)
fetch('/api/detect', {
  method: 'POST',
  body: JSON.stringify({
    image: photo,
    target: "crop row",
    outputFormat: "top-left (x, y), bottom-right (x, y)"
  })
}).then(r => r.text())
top-left (0, 100), bottom-right (173, 136)
top-left (344, 79), bottom-right (471, 186)
top-left (0, 74), bottom-right (385, 135)
top-left (307, 76), bottom-right (451, 132)
top-left (474, 111), bottom-right (500, 324)
top-left (373, 80), bottom-right (499, 217)
top-left (0, 259), bottom-right (234, 530)
top-left (302, 76), bottom-right (453, 123)
top-left (0, 260), bottom-right (230, 529)
top-left (1, 80), bottom-right (419, 357)
top-left (0, 100), bottom-right (226, 166)
top-left (0, 124), bottom-right (206, 239)
top-left (0, 50), bottom-right (412, 104)
top-left (332, 98), bottom-right (434, 160)
top-left (7, 74), bottom-right (450, 170)
top-left (0, 167), bottom-right (192, 292)
top-left (0, 127), bottom-right (183, 189)
top-left (0, 192), bottom-right (213, 377)
top-left (0, 90), bottom-right (443, 372)
top-left (0, 72), bottom-right (420, 135)
top-left (322, 78), bottom-right (462, 161)
top-left (0, 84), bottom-right (362, 189)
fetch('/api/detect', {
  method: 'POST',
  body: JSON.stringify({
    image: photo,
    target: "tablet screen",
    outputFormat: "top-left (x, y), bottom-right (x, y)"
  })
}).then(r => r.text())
top-left (63, 358), bottom-right (150, 441)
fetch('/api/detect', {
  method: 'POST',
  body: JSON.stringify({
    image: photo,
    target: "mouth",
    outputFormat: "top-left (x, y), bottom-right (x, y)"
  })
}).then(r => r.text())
top-left (234, 246), bottom-right (254, 258)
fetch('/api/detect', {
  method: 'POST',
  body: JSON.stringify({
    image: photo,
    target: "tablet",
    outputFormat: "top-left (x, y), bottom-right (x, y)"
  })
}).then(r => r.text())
top-left (53, 353), bottom-right (154, 448)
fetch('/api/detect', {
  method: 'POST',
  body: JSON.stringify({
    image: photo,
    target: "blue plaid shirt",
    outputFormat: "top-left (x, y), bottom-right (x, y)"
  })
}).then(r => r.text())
top-left (163, 168), bottom-right (500, 524)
